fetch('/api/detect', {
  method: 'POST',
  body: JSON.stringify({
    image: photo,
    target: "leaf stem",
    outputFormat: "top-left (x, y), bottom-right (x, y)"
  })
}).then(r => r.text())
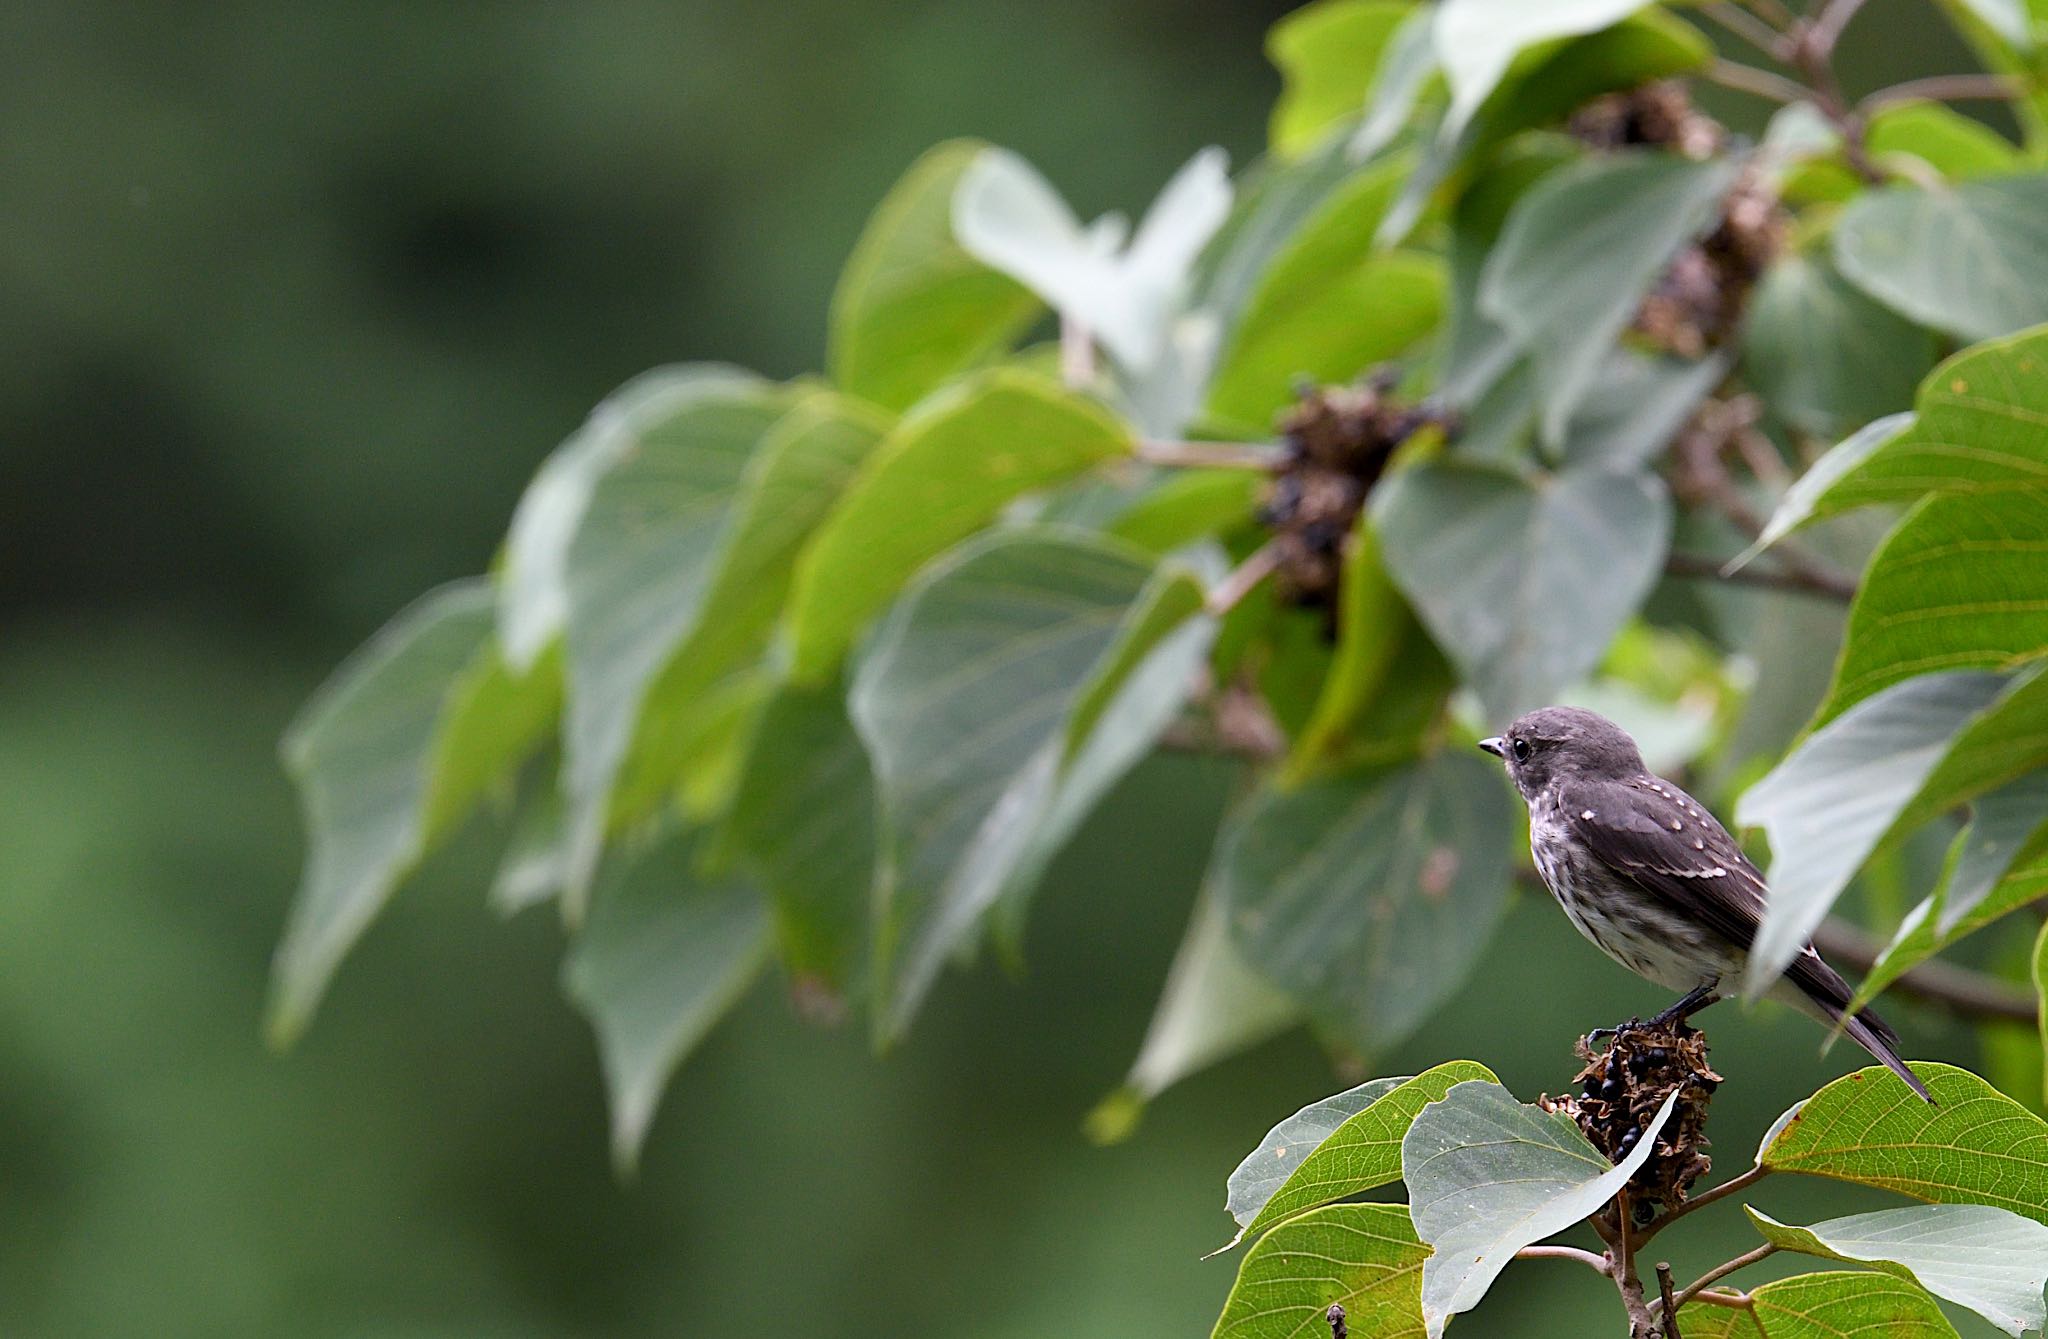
top-left (1635, 1165), bottom-right (1770, 1245)
top-left (1204, 540), bottom-right (1283, 617)
top-left (1698, 3), bottom-right (1790, 60)
top-left (1703, 59), bottom-right (1810, 105)
top-left (1860, 73), bottom-right (2028, 114)
top-left (1515, 1244), bottom-right (1612, 1275)
top-left (1665, 1243), bottom-right (1778, 1314)
top-left (1132, 439), bottom-right (1286, 471)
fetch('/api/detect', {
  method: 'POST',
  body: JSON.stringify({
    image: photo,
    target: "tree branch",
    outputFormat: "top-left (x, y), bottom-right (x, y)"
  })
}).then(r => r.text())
top-left (1812, 917), bottom-right (2042, 1023)
top-left (1703, 58), bottom-right (1809, 105)
top-left (1861, 73), bottom-right (2027, 113)
top-left (1665, 1244), bottom-right (1778, 1314)
top-left (1698, 2), bottom-right (1790, 60)
top-left (1657, 1262), bottom-right (1682, 1339)
top-left (1132, 439), bottom-right (1285, 471)
top-left (1635, 1165), bottom-right (1770, 1245)
top-left (1664, 552), bottom-right (1854, 602)
top-left (1516, 1244), bottom-right (1611, 1274)
top-left (1205, 540), bottom-right (1283, 617)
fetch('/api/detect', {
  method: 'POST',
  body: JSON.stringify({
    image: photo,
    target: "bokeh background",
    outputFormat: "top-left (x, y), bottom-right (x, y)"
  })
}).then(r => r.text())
top-left (0, 2), bottom-right (2018, 1335)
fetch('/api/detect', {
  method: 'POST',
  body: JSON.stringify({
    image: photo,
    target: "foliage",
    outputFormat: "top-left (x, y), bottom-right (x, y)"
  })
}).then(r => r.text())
top-left (275, 6), bottom-right (2048, 1313)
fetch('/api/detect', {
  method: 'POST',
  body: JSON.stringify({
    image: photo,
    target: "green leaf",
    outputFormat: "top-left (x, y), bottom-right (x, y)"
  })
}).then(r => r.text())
top-left (274, 580), bottom-right (557, 1045)
top-left (1403, 1080), bottom-right (1678, 1339)
top-left (556, 374), bottom-right (792, 908)
top-left (1834, 176), bottom-right (2048, 345)
top-left (1684, 1271), bottom-right (1961, 1339)
top-left (1432, 0), bottom-right (1652, 140)
top-left (1748, 1204), bottom-right (2048, 1337)
top-left (1761, 1061), bottom-right (2048, 1222)
top-left (1557, 350), bottom-right (1728, 473)
top-left (496, 364), bottom-right (763, 670)
top-left (1936, 771), bottom-right (2048, 934)
top-left (1871, 99), bottom-right (2026, 179)
top-left (786, 370), bottom-right (1131, 683)
top-left (1285, 524), bottom-right (1446, 781)
top-left (1820, 488), bottom-right (2048, 723)
top-left (1206, 153), bottom-right (1445, 431)
top-left (1218, 751), bottom-right (1516, 1057)
top-left (1088, 888), bottom-right (1301, 1145)
top-left (1479, 151), bottom-right (1738, 443)
top-left (1744, 251), bottom-right (1938, 441)
top-left (1954, 0), bottom-right (2036, 50)
top-left (1221, 1061), bottom-right (1499, 1252)
top-left (491, 778), bottom-right (566, 918)
top-left (1210, 1204), bottom-right (1429, 1339)
top-left (953, 145), bottom-right (1231, 370)
top-left (1751, 328), bottom-right (2048, 553)
top-left (851, 530), bottom-right (1212, 1043)
top-left (718, 680), bottom-right (877, 995)
top-left (1266, 1), bottom-right (1413, 158)
top-left (1374, 458), bottom-right (1671, 723)
top-left (1737, 669), bottom-right (2013, 995)
top-left (827, 140), bottom-right (1040, 412)
top-left (1351, 8), bottom-right (1439, 162)
top-left (1105, 468), bottom-right (1262, 554)
top-left (562, 830), bottom-right (769, 1173)
top-left (2035, 918), bottom-right (2047, 1110)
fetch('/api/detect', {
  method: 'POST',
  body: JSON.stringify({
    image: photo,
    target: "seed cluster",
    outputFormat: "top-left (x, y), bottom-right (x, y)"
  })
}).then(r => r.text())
top-left (1256, 373), bottom-right (1455, 619)
top-left (1569, 80), bottom-right (1723, 160)
top-left (1543, 1018), bottom-right (1720, 1220)
top-left (1636, 169), bottom-right (1785, 359)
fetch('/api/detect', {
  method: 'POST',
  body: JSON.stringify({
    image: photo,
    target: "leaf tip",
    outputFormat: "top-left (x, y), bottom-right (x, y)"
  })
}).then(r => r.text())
top-left (1084, 1086), bottom-right (1146, 1146)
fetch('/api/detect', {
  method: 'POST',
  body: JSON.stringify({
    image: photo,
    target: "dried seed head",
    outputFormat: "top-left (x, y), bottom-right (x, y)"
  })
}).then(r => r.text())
top-left (1541, 1016), bottom-right (1721, 1213)
top-left (1570, 81), bottom-right (1723, 160)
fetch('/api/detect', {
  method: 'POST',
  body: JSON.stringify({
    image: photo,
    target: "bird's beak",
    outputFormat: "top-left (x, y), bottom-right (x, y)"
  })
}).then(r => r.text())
top-left (1478, 736), bottom-right (1505, 758)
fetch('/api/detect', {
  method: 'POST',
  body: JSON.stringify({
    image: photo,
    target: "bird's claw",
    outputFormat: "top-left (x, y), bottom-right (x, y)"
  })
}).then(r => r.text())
top-left (1585, 1017), bottom-right (1643, 1048)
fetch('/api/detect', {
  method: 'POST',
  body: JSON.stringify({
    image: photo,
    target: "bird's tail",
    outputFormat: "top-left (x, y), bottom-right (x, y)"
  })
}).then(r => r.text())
top-left (1781, 950), bottom-right (1934, 1103)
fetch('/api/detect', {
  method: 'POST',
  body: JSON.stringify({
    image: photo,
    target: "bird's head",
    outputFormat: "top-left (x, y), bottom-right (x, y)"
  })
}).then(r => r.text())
top-left (1479, 706), bottom-right (1646, 800)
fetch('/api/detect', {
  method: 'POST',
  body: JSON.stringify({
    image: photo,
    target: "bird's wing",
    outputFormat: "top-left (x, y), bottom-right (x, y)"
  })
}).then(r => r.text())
top-left (1557, 774), bottom-right (1770, 952)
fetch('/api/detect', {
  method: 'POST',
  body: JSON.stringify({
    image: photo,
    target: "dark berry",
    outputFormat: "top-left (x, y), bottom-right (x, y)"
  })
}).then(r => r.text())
top-left (1600, 1077), bottom-right (1622, 1101)
top-left (1646, 1047), bottom-right (1668, 1065)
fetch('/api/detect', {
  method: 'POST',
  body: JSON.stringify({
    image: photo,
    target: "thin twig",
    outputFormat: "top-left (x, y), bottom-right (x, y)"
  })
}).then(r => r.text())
top-left (1806, 0), bottom-right (1872, 60)
top-left (1664, 552), bottom-right (1854, 602)
top-left (1059, 315), bottom-right (1095, 389)
top-left (1687, 1290), bottom-right (1753, 1310)
top-left (1861, 73), bottom-right (2027, 113)
top-left (1813, 917), bottom-right (2042, 1023)
top-left (1658, 1262), bottom-right (1682, 1339)
top-left (1133, 439), bottom-right (1286, 472)
top-left (1516, 1245), bottom-right (1612, 1275)
top-left (1205, 540), bottom-right (1283, 617)
top-left (1704, 58), bottom-right (1810, 105)
top-left (1699, 2), bottom-right (1791, 59)
top-left (1667, 1244), bottom-right (1779, 1314)
top-left (1636, 1165), bottom-right (1771, 1245)
top-left (1785, 4), bottom-right (1882, 183)
top-left (1739, 0), bottom-right (1795, 28)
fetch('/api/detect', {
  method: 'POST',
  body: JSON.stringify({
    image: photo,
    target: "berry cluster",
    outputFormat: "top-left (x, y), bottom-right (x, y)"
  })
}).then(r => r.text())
top-left (1544, 1017), bottom-right (1721, 1219)
top-left (1256, 373), bottom-right (1455, 621)
top-left (1569, 80), bottom-right (1723, 160)
top-left (1636, 168), bottom-right (1785, 359)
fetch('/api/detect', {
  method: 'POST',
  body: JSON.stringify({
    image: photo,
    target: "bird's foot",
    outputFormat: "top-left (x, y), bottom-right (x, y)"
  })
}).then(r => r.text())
top-left (1584, 1017), bottom-right (1643, 1048)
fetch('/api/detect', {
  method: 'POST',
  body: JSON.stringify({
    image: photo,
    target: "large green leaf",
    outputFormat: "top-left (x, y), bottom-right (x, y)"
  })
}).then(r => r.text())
top-left (1785, 99), bottom-right (2023, 203)
top-left (1266, 0), bottom-right (1414, 158)
top-left (1206, 153), bottom-right (1444, 432)
top-left (496, 364), bottom-right (763, 670)
top-left (952, 145), bottom-right (1231, 371)
top-left (1684, 1271), bottom-right (1961, 1339)
top-left (1403, 1080), bottom-right (1678, 1338)
top-left (1432, 0), bottom-right (1652, 139)
top-left (273, 579), bottom-right (557, 1045)
top-left (1210, 1204), bottom-right (1429, 1339)
top-left (1350, 7), bottom-right (1439, 162)
top-left (1834, 176), bottom-right (2048, 345)
top-left (786, 371), bottom-right (1131, 683)
top-left (851, 530), bottom-right (1213, 1043)
top-left (1219, 753), bottom-right (1514, 1058)
top-left (1221, 1061), bottom-right (1499, 1253)
top-left (1738, 669), bottom-right (2038, 995)
top-left (827, 140), bottom-right (1040, 412)
top-left (2035, 919), bottom-right (2047, 1110)
top-left (562, 831), bottom-right (769, 1173)
top-left (1748, 1205), bottom-right (2048, 1337)
top-left (1744, 250), bottom-right (1938, 441)
top-left (1479, 151), bottom-right (1736, 443)
top-left (554, 374), bottom-right (792, 907)
top-left (1088, 888), bottom-right (1302, 1145)
top-left (1820, 488), bottom-right (2048, 723)
top-left (717, 680), bottom-right (877, 995)
top-left (1761, 1062), bottom-right (2048, 1222)
top-left (1374, 457), bottom-right (1671, 724)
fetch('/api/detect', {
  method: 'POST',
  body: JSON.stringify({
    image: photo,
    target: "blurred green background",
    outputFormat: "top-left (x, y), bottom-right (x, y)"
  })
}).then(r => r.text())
top-left (0, 3), bottom-right (2013, 1335)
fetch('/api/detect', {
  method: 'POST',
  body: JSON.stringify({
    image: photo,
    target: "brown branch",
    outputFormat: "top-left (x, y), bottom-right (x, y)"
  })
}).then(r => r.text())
top-left (1206, 540), bottom-right (1283, 617)
top-left (1813, 917), bottom-right (2041, 1023)
top-left (1666, 1244), bottom-right (1778, 1314)
top-left (1687, 1290), bottom-right (1754, 1309)
top-left (1669, 400), bottom-right (1860, 601)
top-left (1636, 1165), bottom-right (1770, 1245)
top-left (1784, 5), bottom-right (1881, 183)
top-left (1516, 1244), bottom-right (1611, 1274)
top-left (1703, 58), bottom-right (1809, 105)
top-left (1739, 0), bottom-right (1795, 28)
top-left (1664, 552), bottom-right (1855, 602)
top-left (1658, 1262), bottom-right (1682, 1339)
top-left (1861, 73), bottom-right (2028, 113)
top-left (1698, 2), bottom-right (1790, 60)
top-left (1132, 439), bottom-right (1285, 472)
top-left (1806, 0), bottom-right (1872, 60)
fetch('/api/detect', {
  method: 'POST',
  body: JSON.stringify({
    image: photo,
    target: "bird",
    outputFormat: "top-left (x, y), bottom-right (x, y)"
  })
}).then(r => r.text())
top-left (1479, 705), bottom-right (1931, 1102)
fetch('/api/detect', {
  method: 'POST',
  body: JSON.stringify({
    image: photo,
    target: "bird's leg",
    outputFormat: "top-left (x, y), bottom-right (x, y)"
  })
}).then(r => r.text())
top-left (1585, 1018), bottom-right (1643, 1047)
top-left (1645, 984), bottom-right (1720, 1032)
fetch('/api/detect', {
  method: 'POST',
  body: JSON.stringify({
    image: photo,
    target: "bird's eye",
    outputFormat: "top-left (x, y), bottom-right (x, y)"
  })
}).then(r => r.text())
top-left (1511, 737), bottom-right (1531, 762)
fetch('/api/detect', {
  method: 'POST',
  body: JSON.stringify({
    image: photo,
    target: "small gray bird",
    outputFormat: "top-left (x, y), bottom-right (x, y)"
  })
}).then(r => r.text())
top-left (1481, 705), bottom-right (1930, 1102)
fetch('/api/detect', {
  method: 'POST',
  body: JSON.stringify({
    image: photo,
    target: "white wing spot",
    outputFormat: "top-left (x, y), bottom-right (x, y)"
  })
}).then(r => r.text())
top-left (1710, 867), bottom-right (1727, 877)
top-left (1582, 809), bottom-right (1596, 820)
top-left (1693, 839), bottom-right (1705, 850)
top-left (1669, 819), bottom-right (1683, 831)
